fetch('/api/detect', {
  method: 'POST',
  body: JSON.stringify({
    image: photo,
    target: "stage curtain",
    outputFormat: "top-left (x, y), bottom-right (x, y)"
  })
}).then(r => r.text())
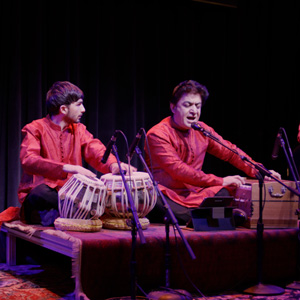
top-left (0, 0), bottom-right (299, 211)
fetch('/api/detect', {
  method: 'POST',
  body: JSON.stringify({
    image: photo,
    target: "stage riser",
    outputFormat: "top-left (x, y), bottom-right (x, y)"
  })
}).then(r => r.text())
top-left (77, 227), bottom-right (299, 299)
top-left (1, 223), bottom-right (298, 300)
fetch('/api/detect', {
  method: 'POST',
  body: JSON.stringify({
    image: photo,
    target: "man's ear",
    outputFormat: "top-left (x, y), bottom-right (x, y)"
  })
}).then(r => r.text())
top-left (170, 103), bottom-right (175, 114)
top-left (60, 105), bottom-right (68, 115)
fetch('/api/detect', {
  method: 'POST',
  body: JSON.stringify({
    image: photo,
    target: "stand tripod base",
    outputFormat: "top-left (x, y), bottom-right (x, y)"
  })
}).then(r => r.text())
top-left (106, 297), bottom-right (147, 300)
top-left (286, 281), bottom-right (300, 290)
top-left (244, 283), bottom-right (285, 295)
top-left (148, 289), bottom-right (192, 300)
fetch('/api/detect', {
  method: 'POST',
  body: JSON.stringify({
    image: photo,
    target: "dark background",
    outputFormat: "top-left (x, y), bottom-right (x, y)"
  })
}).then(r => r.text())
top-left (1, 0), bottom-right (299, 211)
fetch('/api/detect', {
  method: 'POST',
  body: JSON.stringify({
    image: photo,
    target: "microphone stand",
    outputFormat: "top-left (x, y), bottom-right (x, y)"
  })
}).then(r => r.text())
top-left (241, 159), bottom-right (285, 295)
top-left (277, 129), bottom-right (300, 194)
top-left (197, 126), bottom-right (300, 295)
top-left (278, 130), bottom-right (300, 211)
top-left (134, 146), bottom-right (196, 291)
top-left (199, 127), bottom-right (300, 198)
top-left (111, 144), bottom-right (146, 300)
top-left (275, 129), bottom-right (300, 290)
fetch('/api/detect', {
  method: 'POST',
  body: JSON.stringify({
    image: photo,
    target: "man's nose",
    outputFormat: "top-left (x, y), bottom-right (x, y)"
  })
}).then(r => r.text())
top-left (190, 105), bottom-right (198, 113)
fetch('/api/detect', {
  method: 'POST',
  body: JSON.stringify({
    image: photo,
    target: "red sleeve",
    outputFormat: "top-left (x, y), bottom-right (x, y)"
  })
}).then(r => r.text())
top-left (20, 126), bottom-right (67, 180)
top-left (146, 128), bottom-right (224, 187)
top-left (80, 127), bottom-right (117, 174)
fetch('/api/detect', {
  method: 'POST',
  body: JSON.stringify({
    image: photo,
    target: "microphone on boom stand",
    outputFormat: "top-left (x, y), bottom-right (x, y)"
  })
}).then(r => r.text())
top-left (128, 128), bottom-right (197, 300)
top-left (191, 122), bottom-right (219, 140)
top-left (127, 128), bottom-right (143, 160)
top-left (271, 128), bottom-right (283, 160)
top-left (101, 130), bottom-right (120, 164)
top-left (102, 130), bottom-right (146, 300)
top-left (192, 122), bottom-right (286, 296)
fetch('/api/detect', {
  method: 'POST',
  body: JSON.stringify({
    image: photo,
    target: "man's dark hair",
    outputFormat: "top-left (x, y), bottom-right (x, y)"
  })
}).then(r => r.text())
top-left (170, 80), bottom-right (209, 106)
top-left (46, 81), bottom-right (84, 116)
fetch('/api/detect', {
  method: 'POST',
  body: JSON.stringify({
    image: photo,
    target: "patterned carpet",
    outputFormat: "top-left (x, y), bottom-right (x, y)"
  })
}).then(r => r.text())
top-left (0, 263), bottom-right (75, 299)
top-left (0, 239), bottom-right (75, 300)
top-left (1, 262), bottom-right (300, 300)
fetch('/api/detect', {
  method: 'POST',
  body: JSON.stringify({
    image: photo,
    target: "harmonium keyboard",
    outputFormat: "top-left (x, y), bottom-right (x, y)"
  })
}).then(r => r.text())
top-left (234, 179), bottom-right (300, 228)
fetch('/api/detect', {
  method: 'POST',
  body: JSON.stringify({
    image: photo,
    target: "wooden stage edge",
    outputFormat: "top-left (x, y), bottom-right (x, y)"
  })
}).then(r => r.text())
top-left (1, 220), bottom-right (300, 300)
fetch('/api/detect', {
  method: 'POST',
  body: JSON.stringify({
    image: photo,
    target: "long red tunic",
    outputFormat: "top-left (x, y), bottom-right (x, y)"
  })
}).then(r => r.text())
top-left (145, 117), bottom-right (258, 208)
top-left (18, 115), bottom-right (117, 203)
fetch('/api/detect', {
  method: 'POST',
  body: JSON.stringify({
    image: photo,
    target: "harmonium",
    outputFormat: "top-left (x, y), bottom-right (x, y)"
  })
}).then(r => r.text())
top-left (234, 179), bottom-right (300, 228)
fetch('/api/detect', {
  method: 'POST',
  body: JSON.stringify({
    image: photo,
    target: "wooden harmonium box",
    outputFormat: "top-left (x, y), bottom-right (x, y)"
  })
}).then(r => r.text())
top-left (234, 179), bottom-right (299, 228)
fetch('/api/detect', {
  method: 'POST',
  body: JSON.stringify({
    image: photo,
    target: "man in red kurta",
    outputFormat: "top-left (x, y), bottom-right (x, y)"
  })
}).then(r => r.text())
top-left (145, 80), bottom-right (280, 225)
top-left (18, 81), bottom-right (135, 225)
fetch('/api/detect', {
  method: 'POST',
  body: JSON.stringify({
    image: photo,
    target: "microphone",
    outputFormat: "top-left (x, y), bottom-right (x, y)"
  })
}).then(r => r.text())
top-left (191, 122), bottom-right (205, 132)
top-left (191, 122), bottom-right (219, 140)
top-left (271, 128), bottom-right (283, 160)
top-left (127, 128), bottom-right (143, 160)
top-left (101, 130), bottom-right (119, 164)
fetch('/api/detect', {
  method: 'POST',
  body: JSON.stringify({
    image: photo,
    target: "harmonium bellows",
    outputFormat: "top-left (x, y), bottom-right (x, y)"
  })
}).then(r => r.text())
top-left (234, 179), bottom-right (299, 228)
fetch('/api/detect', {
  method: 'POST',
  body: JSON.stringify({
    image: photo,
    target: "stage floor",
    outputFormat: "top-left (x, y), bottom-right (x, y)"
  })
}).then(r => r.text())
top-left (1, 221), bottom-right (299, 300)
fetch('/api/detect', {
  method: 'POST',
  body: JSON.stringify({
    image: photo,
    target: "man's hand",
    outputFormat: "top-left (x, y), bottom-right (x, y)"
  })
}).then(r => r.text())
top-left (265, 170), bottom-right (281, 181)
top-left (223, 175), bottom-right (245, 188)
top-left (63, 164), bottom-right (96, 177)
top-left (110, 162), bottom-right (137, 175)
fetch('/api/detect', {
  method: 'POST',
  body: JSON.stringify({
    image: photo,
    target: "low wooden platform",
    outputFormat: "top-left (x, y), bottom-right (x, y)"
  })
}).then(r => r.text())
top-left (1, 221), bottom-right (299, 300)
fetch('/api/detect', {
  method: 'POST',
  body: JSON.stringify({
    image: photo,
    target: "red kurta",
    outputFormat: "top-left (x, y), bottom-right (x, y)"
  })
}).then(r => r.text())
top-left (145, 117), bottom-right (258, 208)
top-left (18, 115), bottom-right (117, 203)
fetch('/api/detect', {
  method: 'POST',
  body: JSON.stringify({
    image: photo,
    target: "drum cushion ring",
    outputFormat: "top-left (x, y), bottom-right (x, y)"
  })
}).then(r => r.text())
top-left (101, 216), bottom-right (150, 230)
top-left (54, 217), bottom-right (103, 232)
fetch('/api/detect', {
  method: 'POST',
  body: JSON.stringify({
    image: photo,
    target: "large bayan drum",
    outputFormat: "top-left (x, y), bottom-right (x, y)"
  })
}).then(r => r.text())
top-left (100, 172), bottom-right (157, 230)
top-left (55, 174), bottom-right (107, 232)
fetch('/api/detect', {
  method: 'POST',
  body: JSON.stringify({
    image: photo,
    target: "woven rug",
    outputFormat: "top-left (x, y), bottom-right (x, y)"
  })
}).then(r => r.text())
top-left (0, 239), bottom-right (76, 300)
top-left (0, 263), bottom-right (75, 300)
top-left (1, 263), bottom-right (300, 300)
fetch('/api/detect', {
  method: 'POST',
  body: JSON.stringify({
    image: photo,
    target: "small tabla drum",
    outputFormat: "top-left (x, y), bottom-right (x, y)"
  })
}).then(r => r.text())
top-left (55, 174), bottom-right (107, 232)
top-left (100, 172), bottom-right (157, 230)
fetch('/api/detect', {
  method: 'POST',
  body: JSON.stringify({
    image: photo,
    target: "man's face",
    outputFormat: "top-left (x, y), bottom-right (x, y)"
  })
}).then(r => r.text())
top-left (170, 93), bottom-right (202, 130)
top-left (64, 99), bottom-right (85, 124)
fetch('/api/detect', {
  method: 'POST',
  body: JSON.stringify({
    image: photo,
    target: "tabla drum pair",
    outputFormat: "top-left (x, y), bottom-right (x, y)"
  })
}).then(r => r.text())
top-left (55, 172), bottom-right (157, 231)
